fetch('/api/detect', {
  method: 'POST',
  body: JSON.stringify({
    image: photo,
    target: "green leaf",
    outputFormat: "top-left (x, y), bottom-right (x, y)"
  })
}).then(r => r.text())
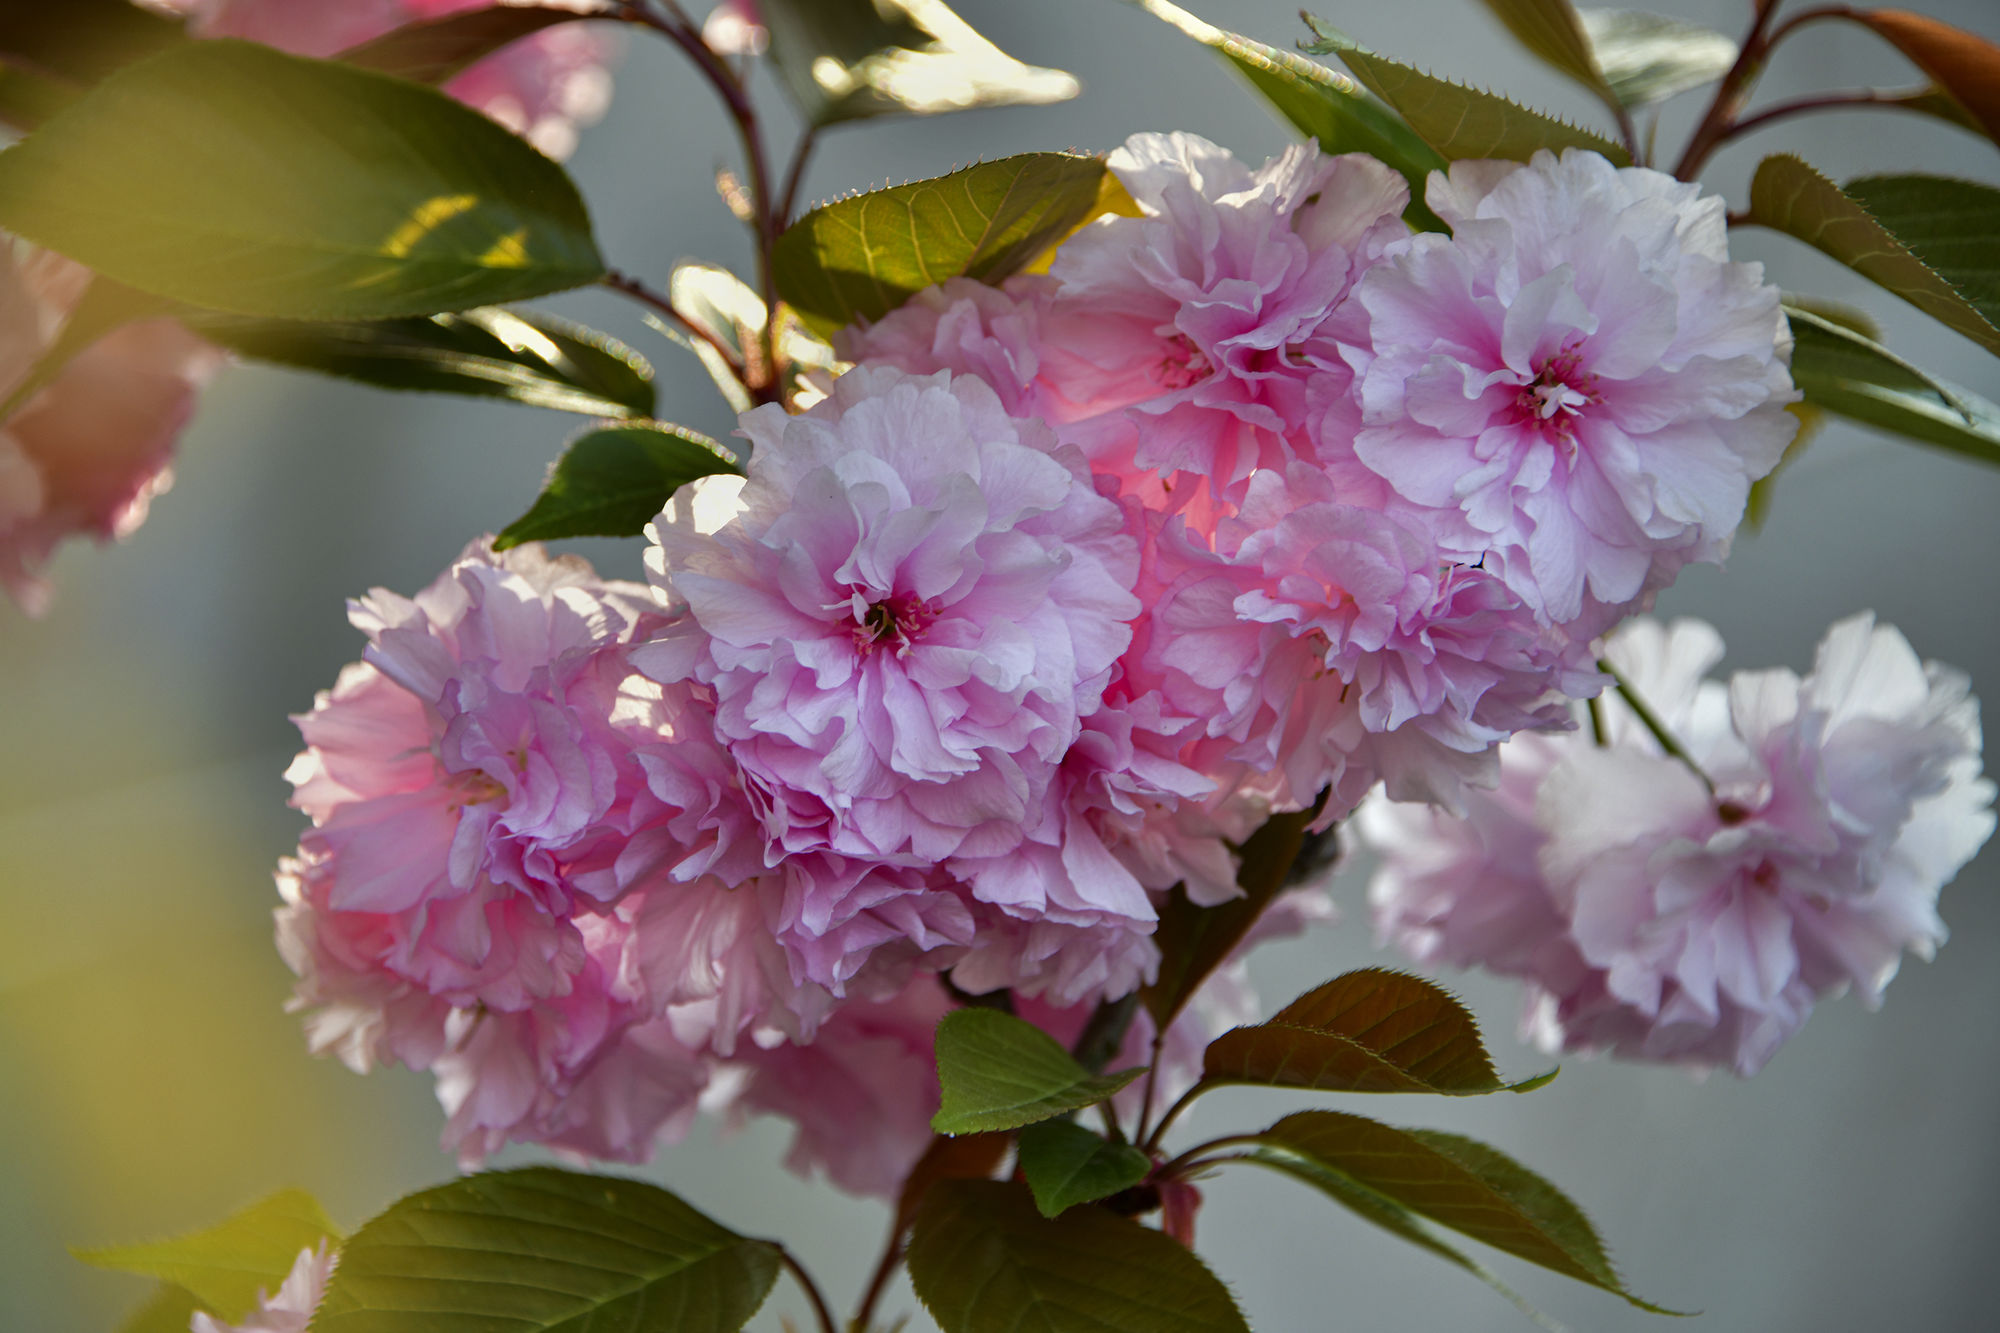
top-left (1302, 16), bottom-right (1631, 166)
top-left (1745, 298), bottom-right (1881, 528)
top-left (1783, 302), bottom-right (2000, 467)
top-left (931, 1008), bottom-right (1144, 1135)
top-left (892, 1132), bottom-right (1013, 1236)
top-left (1016, 1120), bottom-right (1153, 1219)
top-left (193, 307), bottom-right (656, 418)
top-left (115, 1284), bottom-right (206, 1333)
top-left (75, 1188), bottom-right (338, 1324)
top-left (494, 421), bottom-right (742, 549)
top-left (1476, 0), bottom-right (1606, 100)
top-left (1250, 1112), bottom-right (1680, 1313)
top-left (666, 261), bottom-right (837, 411)
top-left (774, 152), bottom-right (1107, 337)
top-left (0, 277), bottom-right (174, 422)
top-left (907, 1179), bottom-right (1250, 1333)
top-left (1114, 0), bottom-right (1447, 232)
top-left (1140, 804), bottom-right (1317, 1029)
top-left (1202, 968), bottom-right (1554, 1095)
top-left (312, 1167), bottom-right (779, 1333)
top-left (757, 0), bottom-right (1078, 128)
top-left (0, 40), bottom-right (604, 320)
top-left (337, 5), bottom-right (600, 85)
top-left (1576, 8), bottom-right (1738, 108)
top-left (1231, 1147), bottom-right (1558, 1329)
top-left (1746, 157), bottom-right (2000, 359)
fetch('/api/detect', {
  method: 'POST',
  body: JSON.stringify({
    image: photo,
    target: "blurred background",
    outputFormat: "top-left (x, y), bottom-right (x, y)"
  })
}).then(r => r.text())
top-left (4, 1), bottom-right (1998, 1328)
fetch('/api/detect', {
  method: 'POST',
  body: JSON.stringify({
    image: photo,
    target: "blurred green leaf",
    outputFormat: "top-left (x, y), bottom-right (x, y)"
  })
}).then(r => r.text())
top-left (0, 0), bottom-right (185, 86)
top-left (337, 4), bottom-right (602, 85)
top-left (1203, 968), bottom-right (1555, 1095)
top-left (0, 40), bottom-right (604, 319)
top-left (907, 1179), bottom-right (1250, 1333)
top-left (1016, 1120), bottom-right (1153, 1218)
top-left (1115, 0), bottom-right (1447, 231)
top-left (1302, 15), bottom-right (1631, 165)
top-left (194, 306), bottom-right (656, 418)
top-left (494, 420), bottom-right (742, 549)
top-left (758, 0), bottom-right (1077, 127)
top-left (1896, 85), bottom-right (1989, 139)
top-left (115, 1283), bottom-right (206, 1333)
top-left (774, 152), bottom-right (1107, 337)
top-left (1249, 1113), bottom-right (1681, 1313)
top-left (75, 1188), bottom-right (337, 1324)
top-left (893, 1132), bottom-right (1013, 1236)
top-left (1477, 0), bottom-right (1605, 98)
top-left (1784, 302), bottom-right (2000, 467)
top-left (1576, 8), bottom-right (1738, 108)
top-left (931, 1009), bottom-right (1143, 1135)
top-left (1140, 805), bottom-right (1317, 1029)
top-left (312, 1167), bottom-right (778, 1333)
top-left (1745, 298), bottom-right (1881, 529)
top-left (1748, 158), bottom-right (2000, 358)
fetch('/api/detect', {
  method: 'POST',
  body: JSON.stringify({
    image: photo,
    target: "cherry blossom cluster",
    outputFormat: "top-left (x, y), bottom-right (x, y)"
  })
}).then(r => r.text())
top-left (1361, 614), bottom-right (1995, 1074)
top-left (274, 132), bottom-right (1814, 1187)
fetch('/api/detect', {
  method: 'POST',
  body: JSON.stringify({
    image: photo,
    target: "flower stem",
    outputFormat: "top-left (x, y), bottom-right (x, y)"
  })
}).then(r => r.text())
top-left (1597, 658), bottom-right (1715, 793)
top-left (849, 1219), bottom-right (907, 1333)
top-left (776, 1246), bottom-right (840, 1333)
top-left (1143, 1077), bottom-right (1214, 1154)
top-left (1671, 0), bottom-right (1788, 181)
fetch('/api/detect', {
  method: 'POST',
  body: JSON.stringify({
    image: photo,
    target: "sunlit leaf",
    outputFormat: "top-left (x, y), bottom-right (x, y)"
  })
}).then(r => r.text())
top-left (0, 40), bottom-right (605, 319)
top-left (312, 1167), bottom-right (779, 1333)
top-left (195, 306), bottom-right (655, 418)
top-left (907, 1179), bottom-right (1250, 1333)
top-left (494, 421), bottom-right (742, 549)
top-left (757, 0), bottom-right (1077, 127)
top-left (667, 260), bottom-right (837, 410)
top-left (1302, 15), bottom-right (1630, 165)
top-left (1250, 1112), bottom-right (1681, 1313)
top-left (931, 1008), bottom-right (1144, 1135)
top-left (337, 4), bottom-right (603, 85)
top-left (75, 1188), bottom-right (338, 1324)
top-left (1140, 805), bottom-right (1317, 1028)
top-left (774, 152), bottom-right (1107, 337)
top-left (1576, 8), bottom-right (1738, 108)
top-left (1115, 0), bottom-right (1447, 231)
top-left (1747, 157), bottom-right (2000, 357)
top-left (1850, 8), bottom-right (2000, 144)
top-left (1784, 302), bottom-right (2000, 467)
top-left (1203, 968), bottom-right (1555, 1095)
top-left (1016, 1120), bottom-right (1153, 1218)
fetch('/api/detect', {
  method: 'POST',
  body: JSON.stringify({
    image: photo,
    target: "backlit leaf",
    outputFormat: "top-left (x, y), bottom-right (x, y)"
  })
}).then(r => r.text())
top-left (774, 152), bottom-right (1107, 337)
top-left (931, 1008), bottom-right (1143, 1135)
top-left (907, 1179), bottom-right (1249, 1333)
top-left (1302, 16), bottom-right (1630, 165)
top-left (1250, 1112), bottom-right (1679, 1313)
top-left (0, 41), bottom-right (604, 319)
top-left (757, 0), bottom-right (1077, 128)
top-left (1202, 968), bottom-right (1554, 1095)
top-left (494, 421), bottom-right (743, 549)
top-left (75, 1188), bottom-right (338, 1324)
top-left (114, 1283), bottom-right (205, 1333)
top-left (1115, 0), bottom-right (1447, 231)
top-left (1747, 157), bottom-right (2000, 357)
top-left (312, 1167), bottom-right (779, 1333)
top-left (1017, 1120), bottom-right (1153, 1218)
top-left (1576, 8), bottom-right (1738, 108)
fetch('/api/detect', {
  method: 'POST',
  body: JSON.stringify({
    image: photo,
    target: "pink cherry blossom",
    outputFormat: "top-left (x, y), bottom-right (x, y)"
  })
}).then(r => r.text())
top-left (1038, 132), bottom-right (1411, 513)
top-left (1362, 615), bottom-right (1994, 1075)
top-left (190, 1241), bottom-right (334, 1333)
top-left (167, 0), bottom-right (618, 159)
top-left (840, 275), bottom-right (1058, 422)
top-left (1346, 150), bottom-right (1797, 629)
top-left (0, 241), bottom-right (219, 613)
top-left (635, 367), bottom-right (1150, 994)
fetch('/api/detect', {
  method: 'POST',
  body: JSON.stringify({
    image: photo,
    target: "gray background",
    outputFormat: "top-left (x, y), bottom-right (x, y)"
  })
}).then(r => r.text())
top-left (4, 1), bottom-right (1998, 1329)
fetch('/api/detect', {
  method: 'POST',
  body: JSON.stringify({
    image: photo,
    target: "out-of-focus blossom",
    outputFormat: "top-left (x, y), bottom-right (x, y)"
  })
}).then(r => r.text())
top-left (1346, 151), bottom-right (1797, 629)
top-left (167, 0), bottom-right (619, 159)
top-left (189, 1241), bottom-right (334, 1333)
top-left (702, 0), bottom-right (767, 56)
top-left (0, 241), bottom-right (219, 613)
top-left (1363, 615), bottom-right (1994, 1075)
